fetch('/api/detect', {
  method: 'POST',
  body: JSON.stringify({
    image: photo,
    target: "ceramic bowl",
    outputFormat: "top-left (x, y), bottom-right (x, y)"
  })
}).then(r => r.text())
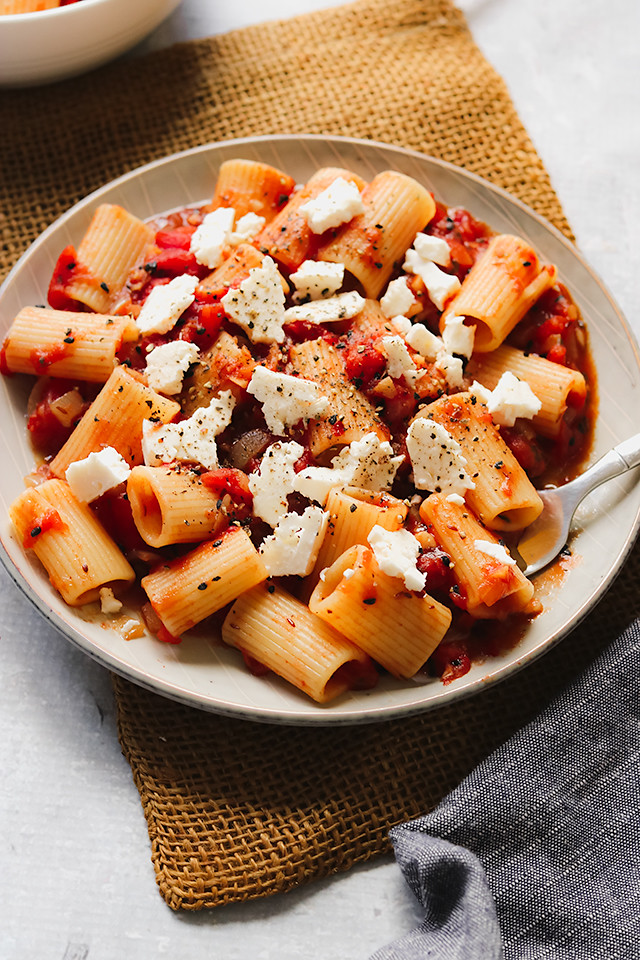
top-left (0, 0), bottom-right (182, 87)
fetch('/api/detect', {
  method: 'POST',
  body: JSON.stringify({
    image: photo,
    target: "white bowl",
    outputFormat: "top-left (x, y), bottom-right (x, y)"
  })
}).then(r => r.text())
top-left (1, 135), bottom-right (639, 726)
top-left (0, 0), bottom-right (183, 87)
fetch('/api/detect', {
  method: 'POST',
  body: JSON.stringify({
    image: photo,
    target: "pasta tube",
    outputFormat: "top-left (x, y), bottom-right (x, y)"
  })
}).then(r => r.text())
top-left (2, 307), bottom-right (137, 382)
top-left (127, 465), bottom-right (228, 547)
top-left (419, 392), bottom-right (543, 531)
top-left (141, 526), bottom-right (267, 637)
top-left (309, 544), bottom-right (452, 678)
top-left (64, 204), bottom-right (153, 314)
top-left (50, 366), bottom-right (180, 479)
top-left (318, 171), bottom-right (436, 299)
top-left (9, 479), bottom-right (135, 606)
top-left (222, 581), bottom-right (374, 703)
top-left (440, 234), bottom-right (557, 351)
top-left (420, 494), bottom-right (535, 618)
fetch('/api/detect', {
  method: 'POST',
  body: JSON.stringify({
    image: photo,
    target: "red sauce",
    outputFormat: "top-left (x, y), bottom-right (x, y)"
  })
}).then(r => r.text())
top-left (26, 378), bottom-right (90, 457)
top-left (29, 341), bottom-right (70, 374)
top-left (47, 245), bottom-right (90, 312)
top-left (23, 507), bottom-right (65, 550)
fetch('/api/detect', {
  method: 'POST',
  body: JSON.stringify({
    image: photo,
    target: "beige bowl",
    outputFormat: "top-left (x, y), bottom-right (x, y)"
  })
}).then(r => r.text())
top-left (0, 0), bottom-right (182, 87)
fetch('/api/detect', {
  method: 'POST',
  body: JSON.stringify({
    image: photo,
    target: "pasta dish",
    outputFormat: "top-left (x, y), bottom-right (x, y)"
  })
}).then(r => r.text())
top-left (1, 158), bottom-right (593, 703)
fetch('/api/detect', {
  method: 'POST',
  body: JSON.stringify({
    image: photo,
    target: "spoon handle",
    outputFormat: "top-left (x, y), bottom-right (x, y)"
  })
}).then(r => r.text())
top-left (570, 432), bottom-right (640, 501)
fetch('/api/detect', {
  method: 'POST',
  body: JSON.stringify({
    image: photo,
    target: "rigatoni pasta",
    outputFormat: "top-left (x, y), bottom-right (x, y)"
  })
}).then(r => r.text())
top-left (222, 581), bottom-right (374, 703)
top-left (9, 479), bottom-right (135, 605)
top-left (3, 153), bottom-right (596, 703)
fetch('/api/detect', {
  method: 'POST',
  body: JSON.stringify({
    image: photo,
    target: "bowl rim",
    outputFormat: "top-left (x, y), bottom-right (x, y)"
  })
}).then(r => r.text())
top-left (0, 0), bottom-right (163, 23)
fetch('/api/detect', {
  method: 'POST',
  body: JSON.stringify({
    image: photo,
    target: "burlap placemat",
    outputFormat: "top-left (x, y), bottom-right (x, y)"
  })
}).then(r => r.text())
top-left (1, 0), bottom-right (634, 911)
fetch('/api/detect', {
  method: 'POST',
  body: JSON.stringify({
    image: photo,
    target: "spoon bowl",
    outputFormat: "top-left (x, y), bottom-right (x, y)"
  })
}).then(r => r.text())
top-left (515, 433), bottom-right (640, 577)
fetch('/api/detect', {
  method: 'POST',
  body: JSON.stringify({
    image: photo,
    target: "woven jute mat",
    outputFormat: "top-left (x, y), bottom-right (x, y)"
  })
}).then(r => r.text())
top-left (1, 0), bottom-right (636, 911)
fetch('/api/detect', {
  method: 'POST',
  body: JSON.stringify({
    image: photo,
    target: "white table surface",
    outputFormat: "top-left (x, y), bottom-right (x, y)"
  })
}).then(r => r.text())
top-left (2, 1), bottom-right (639, 958)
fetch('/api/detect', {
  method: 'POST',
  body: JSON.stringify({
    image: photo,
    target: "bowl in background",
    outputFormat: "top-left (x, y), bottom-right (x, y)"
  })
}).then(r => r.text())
top-left (0, 0), bottom-right (183, 87)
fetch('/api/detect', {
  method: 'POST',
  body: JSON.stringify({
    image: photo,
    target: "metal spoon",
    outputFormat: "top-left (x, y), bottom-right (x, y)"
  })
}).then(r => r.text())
top-left (515, 433), bottom-right (640, 577)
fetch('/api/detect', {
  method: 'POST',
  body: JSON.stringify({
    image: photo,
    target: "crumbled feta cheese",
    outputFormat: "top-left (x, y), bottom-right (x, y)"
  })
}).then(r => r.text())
top-left (469, 380), bottom-right (492, 405)
top-left (405, 323), bottom-right (444, 360)
top-left (406, 418), bottom-right (475, 496)
top-left (367, 525), bottom-right (426, 592)
top-left (136, 274), bottom-right (198, 336)
top-left (228, 212), bottom-right (266, 245)
top-left (144, 340), bottom-right (200, 395)
top-left (380, 277), bottom-right (417, 318)
top-left (436, 352), bottom-right (464, 389)
top-left (290, 260), bottom-right (345, 301)
top-left (298, 177), bottom-right (365, 233)
top-left (442, 314), bottom-right (475, 359)
top-left (474, 539), bottom-right (517, 566)
top-left (293, 461), bottom-right (353, 506)
top-left (259, 506), bottom-right (328, 576)
top-left (283, 290), bottom-right (365, 324)
top-left (404, 323), bottom-right (464, 388)
top-left (346, 434), bottom-right (405, 490)
top-left (99, 586), bottom-right (123, 615)
top-left (391, 316), bottom-right (412, 337)
top-left (474, 372), bottom-right (542, 427)
top-left (221, 256), bottom-right (286, 344)
top-left (247, 366), bottom-right (329, 435)
top-left (65, 446), bottom-right (131, 502)
top-left (381, 335), bottom-right (418, 384)
top-left (190, 207), bottom-right (235, 269)
top-left (342, 567), bottom-right (355, 580)
top-left (142, 391), bottom-right (235, 469)
top-left (249, 441), bottom-right (304, 527)
top-left (413, 233), bottom-right (452, 266)
top-left (403, 252), bottom-right (461, 311)
top-left (445, 493), bottom-right (466, 506)
top-left (294, 432), bottom-right (403, 504)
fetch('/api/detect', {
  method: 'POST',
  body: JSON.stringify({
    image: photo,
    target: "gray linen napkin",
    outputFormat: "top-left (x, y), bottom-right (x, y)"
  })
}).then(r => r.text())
top-left (371, 618), bottom-right (640, 959)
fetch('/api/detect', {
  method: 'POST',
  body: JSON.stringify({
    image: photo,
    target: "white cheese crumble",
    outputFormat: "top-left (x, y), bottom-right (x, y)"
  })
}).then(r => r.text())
top-left (406, 418), bottom-right (475, 496)
top-left (142, 391), bottom-right (235, 469)
top-left (65, 446), bottom-right (131, 502)
top-left (99, 586), bottom-right (123, 615)
top-left (413, 233), bottom-right (452, 266)
top-left (436, 352), bottom-right (464, 389)
top-left (294, 432), bottom-right (403, 504)
top-left (367, 525), bottom-right (426, 592)
top-left (144, 340), bottom-right (200, 395)
top-left (259, 506), bottom-right (328, 577)
top-left (474, 539), bottom-right (517, 566)
top-left (442, 314), bottom-right (475, 359)
top-left (249, 441), bottom-right (304, 527)
top-left (298, 177), bottom-right (365, 233)
top-left (391, 316), bottom-right (412, 337)
top-left (189, 207), bottom-right (236, 269)
top-left (404, 323), bottom-right (464, 389)
top-left (445, 493), bottom-right (466, 506)
top-left (471, 372), bottom-right (542, 427)
top-left (405, 323), bottom-right (444, 360)
top-left (135, 274), bottom-right (198, 336)
top-left (221, 256), bottom-right (286, 344)
top-left (283, 290), bottom-right (365, 324)
top-left (470, 381), bottom-right (492, 405)
top-left (246, 366), bottom-right (330, 435)
top-left (228, 212), bottom-right (266, 245)
top-left (289, 260), bottom-right (345, 301)
top-left (403, 253), bottom-right (461, 311)
top-left (381, 335), bottom-right (418, 384)
top-left (380, 277), bottom-right (418, 318)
